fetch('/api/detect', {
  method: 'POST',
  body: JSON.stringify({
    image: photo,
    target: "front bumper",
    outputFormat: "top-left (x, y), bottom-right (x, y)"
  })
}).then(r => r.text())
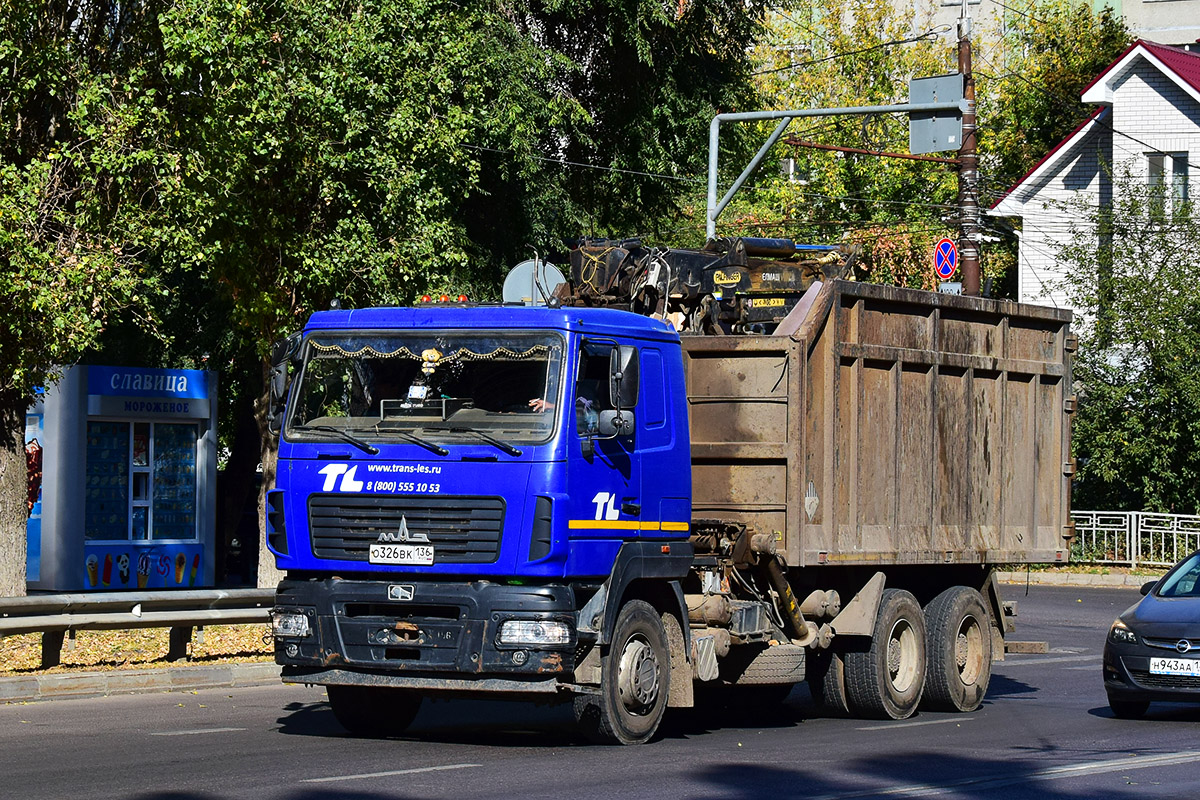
top-left (1103, 642), bottom-right (1200, 704)
top-left (273, 577), bottom-right (580, 692)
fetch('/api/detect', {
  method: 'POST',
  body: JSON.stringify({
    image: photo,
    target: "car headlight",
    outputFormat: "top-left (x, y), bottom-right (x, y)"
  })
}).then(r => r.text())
top-left (497, 619), bottom-right (572, 646)
top-left (1108, 619), bottom-right (1138, 645)
top-left (271, 610), bottom-right (312, 638)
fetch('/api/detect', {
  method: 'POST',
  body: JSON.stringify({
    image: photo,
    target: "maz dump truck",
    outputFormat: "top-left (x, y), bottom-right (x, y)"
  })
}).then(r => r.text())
top-left (267, 238), bottom-right (1075, 744)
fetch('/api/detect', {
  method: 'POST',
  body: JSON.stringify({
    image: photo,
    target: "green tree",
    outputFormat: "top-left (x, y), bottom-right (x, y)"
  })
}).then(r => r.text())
top-left (0, 0), bottom-right (773, 592)
top-left (1057, 172), bottom-right (1200, 513)
top-left (0, 1), bottom-right (175, 595)
top-left (975, 0), bottom-right (1131, 202)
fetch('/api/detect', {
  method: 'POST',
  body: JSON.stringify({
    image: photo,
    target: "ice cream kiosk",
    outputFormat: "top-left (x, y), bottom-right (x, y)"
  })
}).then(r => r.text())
top-left (26, 365), bottom-right (218, 592)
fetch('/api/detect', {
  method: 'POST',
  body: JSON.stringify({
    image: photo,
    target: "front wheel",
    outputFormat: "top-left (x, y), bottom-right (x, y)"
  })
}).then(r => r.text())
top-left (1107, 694), bottom-right (1150, 719)
top-left (574, 600), bottom-right (670, 745)
top-left (326, 684), bottom-right (422, 737)
top-left (844, 588), bottom-right (927, 720)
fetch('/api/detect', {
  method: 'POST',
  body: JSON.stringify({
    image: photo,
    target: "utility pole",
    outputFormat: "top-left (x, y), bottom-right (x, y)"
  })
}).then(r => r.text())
top-left (958, 5), bottom-right (981, 296)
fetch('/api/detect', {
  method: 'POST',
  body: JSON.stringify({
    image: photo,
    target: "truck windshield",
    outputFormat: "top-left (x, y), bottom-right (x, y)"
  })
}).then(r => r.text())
top-left (286, 331), bottom-right (564, 446)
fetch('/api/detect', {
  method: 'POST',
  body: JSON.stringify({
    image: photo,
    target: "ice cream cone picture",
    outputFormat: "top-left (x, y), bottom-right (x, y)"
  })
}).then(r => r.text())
top-left (174, 552), bottom-right (186, 584)
top-left (137, 553), bottom-right (151, 588)
top-left (188, 553), bottom-right (200, 587)
top-left (101, 553), bottom-right (113, 587)
top-left (117, 553), bottom-right (130, 585)
top-left (85, 554), bottom-right (99, 587)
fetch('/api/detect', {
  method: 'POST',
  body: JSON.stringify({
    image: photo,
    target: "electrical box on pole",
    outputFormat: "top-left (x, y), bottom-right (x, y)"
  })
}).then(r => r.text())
top-left (908, 74), bottom-right (964, 155)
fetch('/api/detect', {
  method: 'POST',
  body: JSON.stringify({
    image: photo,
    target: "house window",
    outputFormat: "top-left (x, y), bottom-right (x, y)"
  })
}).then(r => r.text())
top-left (1148, 152), bottom-right (1189, 217)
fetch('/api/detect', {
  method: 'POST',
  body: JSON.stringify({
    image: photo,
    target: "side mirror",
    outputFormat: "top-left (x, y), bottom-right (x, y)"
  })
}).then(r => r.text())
top-left (598, 410), bottom-right (635, 437)
top-left (608, 345), bottom-right (639, 410)
top-left (268, 332), bottom-right (301, 433)
top-left (1140, 581), bottom-right (1157, 596)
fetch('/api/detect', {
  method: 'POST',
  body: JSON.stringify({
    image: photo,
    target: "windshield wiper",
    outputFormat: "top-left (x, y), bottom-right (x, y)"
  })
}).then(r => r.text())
top-left (292, 425), bottom-right (379, 455)
top-left (443, 426), bottom-right (522, 457)
top-left (373, 427), bottom-right (450, 456)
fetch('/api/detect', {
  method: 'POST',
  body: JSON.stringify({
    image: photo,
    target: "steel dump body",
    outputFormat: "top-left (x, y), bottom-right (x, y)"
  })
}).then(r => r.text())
top-left (683, 279), bottom-right (1073, 568)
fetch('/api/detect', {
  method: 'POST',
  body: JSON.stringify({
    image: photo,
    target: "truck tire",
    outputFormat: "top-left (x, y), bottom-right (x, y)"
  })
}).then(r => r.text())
top-left (844, 588), bottom-right (926, 720)
top-left (807, 647), bottom-right (851, 716)
top-left (573, 600), bottom-right (670, 745)
top-left (326, 684), bottom-right (422, 737)
top-left (719, 643), bottom-right (806, 685)
top-left (921, 586), bottom-right (992, 712)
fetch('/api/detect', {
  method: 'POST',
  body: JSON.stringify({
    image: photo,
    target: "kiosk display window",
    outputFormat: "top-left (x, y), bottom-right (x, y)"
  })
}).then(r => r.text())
top-left (28, 365), bottom-right (217, 592)
top-left (84, 420), bottom-right (199, 542)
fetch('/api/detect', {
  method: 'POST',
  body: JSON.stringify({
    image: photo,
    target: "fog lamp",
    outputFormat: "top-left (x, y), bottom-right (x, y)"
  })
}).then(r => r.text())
top-left (272, 611), bottom-right (311, 638)
top-left (497, 620), bottom-right (571, 646)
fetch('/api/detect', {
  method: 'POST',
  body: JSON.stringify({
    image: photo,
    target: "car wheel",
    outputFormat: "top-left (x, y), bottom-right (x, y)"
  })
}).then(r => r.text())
top-left (1107, 694), bottom-right (1150, 719)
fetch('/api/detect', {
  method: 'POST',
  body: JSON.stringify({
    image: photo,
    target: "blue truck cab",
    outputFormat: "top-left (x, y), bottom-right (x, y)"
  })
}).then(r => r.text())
top-left (270, 304), bottom-right (694, 742)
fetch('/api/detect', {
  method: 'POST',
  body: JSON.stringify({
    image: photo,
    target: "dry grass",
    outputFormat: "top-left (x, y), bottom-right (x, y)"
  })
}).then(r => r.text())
top-left (0, 624), bottom-right (273, 676)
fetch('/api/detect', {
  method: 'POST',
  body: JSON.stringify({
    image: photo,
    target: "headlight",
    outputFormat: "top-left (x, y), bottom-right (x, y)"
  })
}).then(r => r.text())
top-left (1108, 619), bottom-right (1138, 645)
top-left (272, 611), bottom-right (311, 638)
top-left (497, 619), bottom-right (572, 646)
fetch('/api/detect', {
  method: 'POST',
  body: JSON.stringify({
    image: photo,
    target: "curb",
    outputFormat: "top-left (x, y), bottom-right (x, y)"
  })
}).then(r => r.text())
top-left (0, 662), bottom-right (282, 704)
top-left (997, 570), bottom-right (1161, 589)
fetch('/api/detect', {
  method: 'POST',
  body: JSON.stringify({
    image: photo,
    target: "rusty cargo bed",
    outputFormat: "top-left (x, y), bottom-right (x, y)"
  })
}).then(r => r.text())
top-left (682, 279), bottom-right (1074, 568)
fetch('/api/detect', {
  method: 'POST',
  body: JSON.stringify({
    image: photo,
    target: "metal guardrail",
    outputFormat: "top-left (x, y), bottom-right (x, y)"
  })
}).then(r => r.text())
top-left (1071, 510), bottom-right (1200, 569)
top-left (0, 589), bottom-right (274, 669)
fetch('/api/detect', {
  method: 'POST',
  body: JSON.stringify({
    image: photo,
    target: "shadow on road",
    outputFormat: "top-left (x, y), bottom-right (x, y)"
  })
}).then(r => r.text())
top-left (685, 748), bottom-right (1163, 800)
top-left (982, 672), bottom-right (1040, 699)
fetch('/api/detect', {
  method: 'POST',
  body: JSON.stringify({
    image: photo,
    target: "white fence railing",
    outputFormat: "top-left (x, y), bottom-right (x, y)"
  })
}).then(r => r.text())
top-left (1071, 510), bottom-right (1200, 569)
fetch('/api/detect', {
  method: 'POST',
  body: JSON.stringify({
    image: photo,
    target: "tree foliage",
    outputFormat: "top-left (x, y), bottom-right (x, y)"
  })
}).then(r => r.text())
top-left (976, 0), bottom-right (1131, 202)
top-left (0, 0), bottom-right (772, 592)
top-left (1057, 173), bottom-right (1200, 513)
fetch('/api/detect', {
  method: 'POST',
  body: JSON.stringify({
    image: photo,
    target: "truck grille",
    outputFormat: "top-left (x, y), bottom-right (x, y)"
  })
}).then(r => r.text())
top-left (308, 494), bottom-right (504, 564)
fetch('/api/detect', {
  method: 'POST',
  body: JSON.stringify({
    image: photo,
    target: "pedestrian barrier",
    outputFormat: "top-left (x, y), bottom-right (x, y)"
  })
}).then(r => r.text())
top-left (1071, 510), bottom-right (1200, 569)
top-left (0, 588), bottom-right (273, 669)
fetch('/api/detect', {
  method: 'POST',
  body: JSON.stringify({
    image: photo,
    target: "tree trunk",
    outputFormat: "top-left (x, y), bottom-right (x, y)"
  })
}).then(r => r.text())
top-left (255, 358), bottom-right (284, 590)
top-left (0, 392), bottom-right (29, 597)
top-left (216, 375), bottom-right (262, 586)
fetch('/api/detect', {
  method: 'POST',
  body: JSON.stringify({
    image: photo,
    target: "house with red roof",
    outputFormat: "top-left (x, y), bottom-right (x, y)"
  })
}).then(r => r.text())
top-left (990, 40), bottom-right (1200, 316)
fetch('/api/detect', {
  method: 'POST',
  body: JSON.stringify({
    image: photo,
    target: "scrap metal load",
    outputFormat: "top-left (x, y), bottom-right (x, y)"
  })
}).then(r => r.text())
top-left (562, 237), bottom-right (856, 334)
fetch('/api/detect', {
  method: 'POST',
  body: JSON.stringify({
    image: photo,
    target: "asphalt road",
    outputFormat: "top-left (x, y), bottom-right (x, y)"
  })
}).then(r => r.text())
top-left (3, 584), bottom-right (1200, 800)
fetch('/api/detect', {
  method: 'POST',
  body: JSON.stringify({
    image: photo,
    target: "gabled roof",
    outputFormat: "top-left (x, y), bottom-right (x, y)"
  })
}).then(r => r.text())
top-left (990, 108), bottom-right (1109, 214)
top-left (992, 39), bottom-right (1200, 212)
top-left (1081, 39), bottom-right (1200, 106)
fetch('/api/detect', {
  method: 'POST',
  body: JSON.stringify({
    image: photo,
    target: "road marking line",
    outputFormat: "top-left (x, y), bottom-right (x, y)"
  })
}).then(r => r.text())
top-left (857, 717), bottom-right (973, 731)
top-left (805, 750), bottom-right (1200, 799)
top-left (151, 727), bottom-right (247, 736)
top-left (302, 763), bottom-right (482, 784)
top-left (1000, 654), bottom-right (1102, 666)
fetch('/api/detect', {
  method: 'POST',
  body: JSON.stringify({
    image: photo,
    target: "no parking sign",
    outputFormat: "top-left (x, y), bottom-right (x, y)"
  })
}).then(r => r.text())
top-left (934, 238), bottom-right (958, 280)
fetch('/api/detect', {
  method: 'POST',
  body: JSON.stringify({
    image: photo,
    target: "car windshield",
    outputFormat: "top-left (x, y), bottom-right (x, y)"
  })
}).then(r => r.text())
top-left (286, 331), bottom-right (564, 445)
top-left (1157, 551), bottom-right (1200, 598)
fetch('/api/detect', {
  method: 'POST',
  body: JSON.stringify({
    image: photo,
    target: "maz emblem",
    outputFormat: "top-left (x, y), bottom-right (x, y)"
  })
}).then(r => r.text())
top-left (376, 515), bottom-right (430, 544)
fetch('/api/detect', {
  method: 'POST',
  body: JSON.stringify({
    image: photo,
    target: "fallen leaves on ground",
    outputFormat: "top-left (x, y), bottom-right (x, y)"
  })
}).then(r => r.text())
top-left (0, 624), bottom-right (273, 676)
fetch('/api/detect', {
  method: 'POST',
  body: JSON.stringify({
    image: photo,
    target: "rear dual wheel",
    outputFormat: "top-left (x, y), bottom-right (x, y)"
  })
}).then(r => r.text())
top-left (922, 586), bottom-right (993, 713)
top-left (844, 589), bottom-right (927, 720)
